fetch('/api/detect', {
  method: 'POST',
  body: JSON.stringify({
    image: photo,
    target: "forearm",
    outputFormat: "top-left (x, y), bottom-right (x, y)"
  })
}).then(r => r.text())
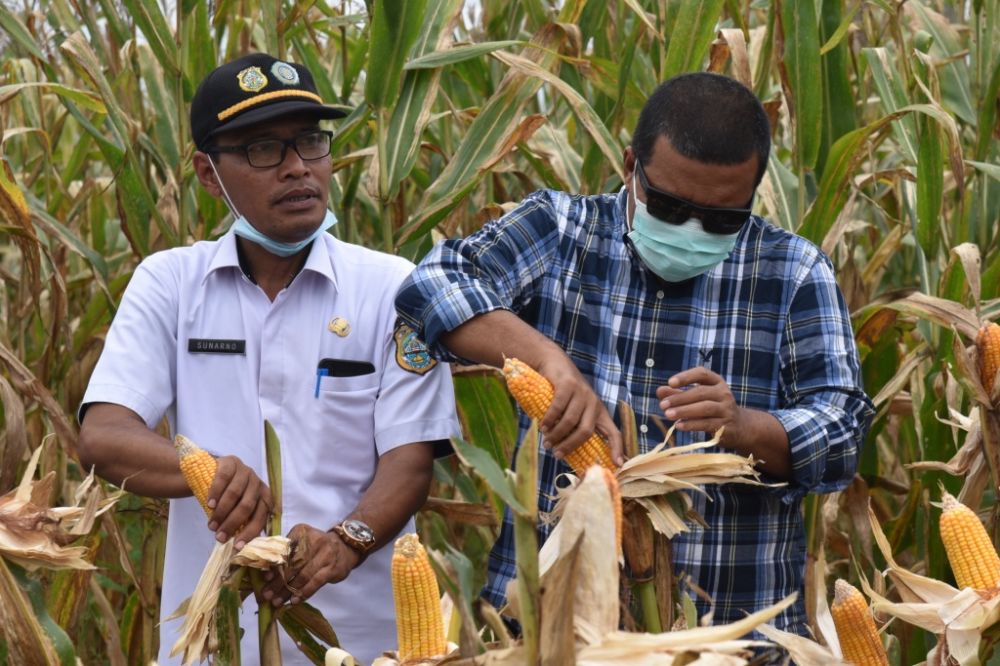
top-left (78, 403), bottom-right (191, 499)
top-left (441, 309), bottom-right (563, 369)
top-left (340, 442), bottom-right (436, 552)
top-left (722, 408), bottom-right (792, 480)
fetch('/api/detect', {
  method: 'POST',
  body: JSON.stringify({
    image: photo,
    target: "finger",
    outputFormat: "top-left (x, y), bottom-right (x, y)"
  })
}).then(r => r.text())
top-left (205, 457), bottom-right (235, 514)
top-left (664, 399), bottom-right (724, 423)
top-left (599, 416), bottom-right (626, 467)
top-left (234, 496), bottom-right (270, 549)
top-left (209, 467), bottom-right (249, 535)
top-left (668, 366), bottom-right (719, 388)
top-left (655, 385), bottom-right (684, 400)
top-left (215, 475), bottom-right (260, 542)
top-left (545, 395), bottom-right (587, 445)
top-left (540, 387), bottom-right (569, 433)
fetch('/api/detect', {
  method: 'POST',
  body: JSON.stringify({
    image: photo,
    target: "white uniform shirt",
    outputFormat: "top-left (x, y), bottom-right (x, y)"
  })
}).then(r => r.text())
top-left (82, 229), bottom-right (459, 665)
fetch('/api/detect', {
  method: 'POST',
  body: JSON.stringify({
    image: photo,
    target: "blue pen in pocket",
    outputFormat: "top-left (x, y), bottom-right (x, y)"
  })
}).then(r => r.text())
top-left (314, 367), bottom-right (328, 398)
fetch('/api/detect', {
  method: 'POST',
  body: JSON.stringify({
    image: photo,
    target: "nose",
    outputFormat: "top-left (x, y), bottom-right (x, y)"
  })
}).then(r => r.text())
top-left (277, 141), bottom-right (309, 178)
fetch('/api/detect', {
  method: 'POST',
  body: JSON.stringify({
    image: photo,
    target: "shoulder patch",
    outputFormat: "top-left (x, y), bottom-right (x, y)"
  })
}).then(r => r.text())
top-left (393, 320), bottom-right (437, 375)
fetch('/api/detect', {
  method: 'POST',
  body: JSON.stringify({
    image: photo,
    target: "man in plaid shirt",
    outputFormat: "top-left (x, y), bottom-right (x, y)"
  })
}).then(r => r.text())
top-left (395, 72), bottom-right (874, 637)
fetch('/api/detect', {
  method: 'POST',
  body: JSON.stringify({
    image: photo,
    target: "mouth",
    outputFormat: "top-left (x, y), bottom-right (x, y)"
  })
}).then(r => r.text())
top-left (274, 188), bottom-right (320, 206)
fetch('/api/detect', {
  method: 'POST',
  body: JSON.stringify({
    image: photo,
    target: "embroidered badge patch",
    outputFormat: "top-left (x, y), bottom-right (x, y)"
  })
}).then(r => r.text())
top-left (393, 320), bottom-right (436, 375)
top-left (237, 66), bottom-right (267, 92)
top-left (328, 317), bottom-right (351, 337)
top-left (271, 61), bottom-right (300, 86)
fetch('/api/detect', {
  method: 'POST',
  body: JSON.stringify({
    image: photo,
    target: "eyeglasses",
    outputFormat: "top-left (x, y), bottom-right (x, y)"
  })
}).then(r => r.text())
top-left (210, 130), bottom-right (333, 168)
top-left (633, 160), bottom-right (752, 235)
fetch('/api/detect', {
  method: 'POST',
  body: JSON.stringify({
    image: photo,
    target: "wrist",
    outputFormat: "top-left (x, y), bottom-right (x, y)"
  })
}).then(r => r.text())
top-left (330, 518), bottom-right (376, 567)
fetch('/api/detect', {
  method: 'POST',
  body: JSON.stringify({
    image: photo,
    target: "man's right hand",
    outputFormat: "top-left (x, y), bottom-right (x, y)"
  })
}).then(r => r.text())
top-left (535, 351), bottom-right (624, 466)
top-left (206, 455), bottom-right (273, 549)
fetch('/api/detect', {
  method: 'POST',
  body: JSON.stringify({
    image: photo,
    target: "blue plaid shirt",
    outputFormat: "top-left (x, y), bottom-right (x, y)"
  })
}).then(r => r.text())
top-left (395, 188), bottom-right (874, 634)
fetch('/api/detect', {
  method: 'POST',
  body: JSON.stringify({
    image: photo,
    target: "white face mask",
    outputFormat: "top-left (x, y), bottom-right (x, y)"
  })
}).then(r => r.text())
top-left (627, 175), bottom-right (739, 282)
top-left (208, 159), bottom-right (336, 257)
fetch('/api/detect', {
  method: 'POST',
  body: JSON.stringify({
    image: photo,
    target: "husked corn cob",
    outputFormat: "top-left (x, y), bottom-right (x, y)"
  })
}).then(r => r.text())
top-left (175, 434), bottom-right (217, 516)
top-left (939, 491), bottom-right (1000, 591)
top-left (831, 579), bottom-right (889, 666)
top-left (977, 322), bottom-right (1000, 397)
top-left (392, 533), bottom-right (446, 660)
top-left (502, 357), bottom-right (616, 475)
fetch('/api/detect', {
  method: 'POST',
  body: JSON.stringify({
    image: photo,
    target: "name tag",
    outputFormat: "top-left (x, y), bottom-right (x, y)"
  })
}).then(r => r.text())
top-left (188, 338), bottom-right (246, 354)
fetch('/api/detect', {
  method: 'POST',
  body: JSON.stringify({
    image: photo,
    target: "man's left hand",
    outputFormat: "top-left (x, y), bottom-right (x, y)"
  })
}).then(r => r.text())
top-left (260, 523), bottom-right (360, 607)
top-left (656, 366), bottom-right (746, 445)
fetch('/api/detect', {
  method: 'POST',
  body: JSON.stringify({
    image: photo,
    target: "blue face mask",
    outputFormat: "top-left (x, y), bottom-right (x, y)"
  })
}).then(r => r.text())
top-left (209, 159), bottom-right (337, 257)
top-left (627, 175), bottom-right (739, 282)
top-left (231, 209), bottom-right (336, 257)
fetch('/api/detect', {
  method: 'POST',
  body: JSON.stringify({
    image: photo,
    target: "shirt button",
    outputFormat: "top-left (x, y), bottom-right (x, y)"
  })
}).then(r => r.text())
top-left (656, 290), bottom-right (665, 299)
top-left (639, 424), bottom-right (649, 434)
top-left (645, 358), bottom-right (655, 368)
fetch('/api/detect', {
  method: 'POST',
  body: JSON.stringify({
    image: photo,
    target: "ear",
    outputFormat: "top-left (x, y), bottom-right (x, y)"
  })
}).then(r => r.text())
top-left (622, 146), bottom-right (636, 182)
top-left (192, 151), bottom-right (223, 198)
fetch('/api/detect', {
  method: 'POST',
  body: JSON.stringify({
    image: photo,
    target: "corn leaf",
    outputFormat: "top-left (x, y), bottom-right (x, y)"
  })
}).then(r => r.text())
top-left (0, 5), bottom-right (48, 61)
top-left (364, 0), bottom-right (427, 110)
top-left (405, 40), bottom-right (525, 70)
top-left (264, 420), bottom-right (283, 537)
top-left (779, 0), bottom-right (822, 171)
top-left (450, 437), bottom-right (526, 516)
top-left (661, 0), bottom-right (726, 80)
top-left (381, 0), bottom-right (464, 200)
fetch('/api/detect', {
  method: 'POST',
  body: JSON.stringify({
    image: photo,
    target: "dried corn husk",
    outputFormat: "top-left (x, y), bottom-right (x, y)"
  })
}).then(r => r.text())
top-left (168, 535), bottom-right (291, 664)
top-left (755, 623), bottom-right (849, 666)
top-left (864, 503), bottom-right (1000, 666)
top-left (537, 465), bottom-right (620, 642)
top-left (552, 426), bottom-right (770, 539)
top-left (0, 442), bottom-right (121, 570)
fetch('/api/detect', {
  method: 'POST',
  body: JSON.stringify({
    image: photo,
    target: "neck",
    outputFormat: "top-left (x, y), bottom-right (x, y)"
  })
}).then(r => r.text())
top-left (236, 237), bottom-right (310, 300)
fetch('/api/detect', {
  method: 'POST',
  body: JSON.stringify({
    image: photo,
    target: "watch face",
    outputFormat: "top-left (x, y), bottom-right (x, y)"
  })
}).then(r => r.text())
top-left (344, 519), bottom-right (374, 544)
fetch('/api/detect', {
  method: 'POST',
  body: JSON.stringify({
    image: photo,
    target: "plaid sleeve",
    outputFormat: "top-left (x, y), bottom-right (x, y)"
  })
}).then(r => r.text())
top-left (772, 254), bottom-right (875, 500)
top-left (395, 191), bottom-right (565, 362)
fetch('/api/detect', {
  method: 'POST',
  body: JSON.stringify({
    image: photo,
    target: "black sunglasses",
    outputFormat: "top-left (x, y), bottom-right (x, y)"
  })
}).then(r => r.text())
top-left (210, 130), bottom-right (333, 168)
top-left (633, 160), bottom-right (752, 235)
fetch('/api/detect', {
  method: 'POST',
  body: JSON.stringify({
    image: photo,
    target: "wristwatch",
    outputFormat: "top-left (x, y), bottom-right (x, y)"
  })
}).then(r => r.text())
top-left (332, 518), bottom-right (376, 555)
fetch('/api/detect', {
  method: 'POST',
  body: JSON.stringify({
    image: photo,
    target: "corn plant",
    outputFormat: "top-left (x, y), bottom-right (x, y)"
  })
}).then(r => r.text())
top-left (1, 0), bottom-right (999, 662)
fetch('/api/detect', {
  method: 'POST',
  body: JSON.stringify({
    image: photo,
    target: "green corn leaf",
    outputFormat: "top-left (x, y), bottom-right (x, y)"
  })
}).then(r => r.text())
top-left (862, 47), bottom-right (918, 163)
top-left (404, 40), bottom-right (525, 70)
top-left (121, 0), bottom-right (180, 76)
top-left (780, 0), bottom-right (822, 172)
top-left (264, 420), bottom-right (283, 537)
top-left (0, 82), bottom-right (106, 113)
top-left (661, 0), bottom-right (726, 80)
top-left (364, 0), bottom-right (428, 110)
top-left (0, 4), bottom-right (48, 61)
top-left (382, 0), bottom-right (465, 200)
top-left (451, 437), bottom-right (526, 516)
top-left (915, 114), bottom-right (944, 258)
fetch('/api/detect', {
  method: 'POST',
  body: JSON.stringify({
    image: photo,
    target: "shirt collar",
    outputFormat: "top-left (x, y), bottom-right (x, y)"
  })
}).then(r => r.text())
top-left (204, 225), bottom-right (339, 290)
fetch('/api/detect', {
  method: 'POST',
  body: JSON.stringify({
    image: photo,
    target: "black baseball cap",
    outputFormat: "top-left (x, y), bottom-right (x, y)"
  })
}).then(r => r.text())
top-left (190, 53), bottom-right (350, 150)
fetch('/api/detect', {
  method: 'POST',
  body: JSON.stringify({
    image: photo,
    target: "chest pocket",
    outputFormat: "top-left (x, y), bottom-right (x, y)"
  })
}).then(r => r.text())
top-left (317, 372), bottom-right (379, 394)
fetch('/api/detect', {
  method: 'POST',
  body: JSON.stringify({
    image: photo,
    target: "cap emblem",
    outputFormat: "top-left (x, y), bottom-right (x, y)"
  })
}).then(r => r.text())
top-left (271, 61), bottom-right (300, 86)
top-left (237, 66), bottom-right (268, 92)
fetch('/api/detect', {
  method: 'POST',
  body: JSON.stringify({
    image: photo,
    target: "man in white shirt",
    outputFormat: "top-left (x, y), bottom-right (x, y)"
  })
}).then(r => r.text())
top-left (77, 53), bottom-right (459, 665)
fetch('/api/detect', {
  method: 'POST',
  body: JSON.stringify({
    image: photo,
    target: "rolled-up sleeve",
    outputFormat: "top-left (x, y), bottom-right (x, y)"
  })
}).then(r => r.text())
top-left (772, 255), bottom-right (874, 501)
top-left (395, 191), bottom-right (562, 362)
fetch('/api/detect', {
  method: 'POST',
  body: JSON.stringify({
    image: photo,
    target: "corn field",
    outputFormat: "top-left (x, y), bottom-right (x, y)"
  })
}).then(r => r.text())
top-left (1, 0), bottom-right (999, 663)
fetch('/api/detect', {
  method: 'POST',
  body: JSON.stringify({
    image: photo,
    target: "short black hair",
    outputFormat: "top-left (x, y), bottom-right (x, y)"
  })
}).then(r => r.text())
top-left (631, 72), bottom-right (771, 187)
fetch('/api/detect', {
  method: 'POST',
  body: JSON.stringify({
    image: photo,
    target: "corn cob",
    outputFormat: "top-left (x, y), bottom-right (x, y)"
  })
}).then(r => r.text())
top-left (175, 434), bottom-right (217, 516)
top-left (391, 533), bottom-right (446, 660)
top-left (977, 322), bottom-right (1000, 397)
top-left (502, 357), bottom-right (616, 475)
top-left (599, 466), bottom-right (623, 558)
top-left (831, 579), bottom-right (889, 666)
top-left (939, 491), bottom-right (1000, 591)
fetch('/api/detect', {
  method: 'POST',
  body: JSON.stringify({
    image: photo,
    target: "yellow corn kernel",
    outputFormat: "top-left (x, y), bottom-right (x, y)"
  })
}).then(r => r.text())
top-left (940, 491), bottom-right (1000, 591)
top-left (502, 357), bottom-right (616, 475)
top-left (977, 322), bottom-right (1000, 397)
top-left (174, 434), bottom-right (217, 516)
top-left (392, 533), bottom-right (446, 660)
top-left (831, 579), bottom-right (888, 666)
